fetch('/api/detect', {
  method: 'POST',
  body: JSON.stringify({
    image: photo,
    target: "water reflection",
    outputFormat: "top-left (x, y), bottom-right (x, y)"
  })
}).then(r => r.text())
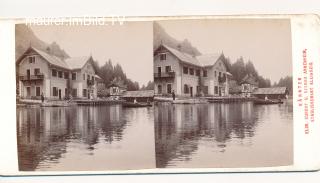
top-left (155, 100), bottom-right (293, 168)
top-left (17, 105), bottom-right (155, 171)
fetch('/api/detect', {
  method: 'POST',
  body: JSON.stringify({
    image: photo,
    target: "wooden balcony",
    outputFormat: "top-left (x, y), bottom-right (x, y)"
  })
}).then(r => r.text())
top-left (19, 74), bottom-right (44, 81)
top-left (154, 71), bottom-right (175, 78)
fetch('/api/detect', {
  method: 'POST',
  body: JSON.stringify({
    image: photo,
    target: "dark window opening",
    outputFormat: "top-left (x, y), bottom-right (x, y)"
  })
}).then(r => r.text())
top-left (160, 53), bottom-right (166, 61)
top-left (34, 68), bottom-right (40, 75)
top-left (52, 69), bottom-right (57, 77)
top-left (189, 68), bottom-right (194, 75)
top-left (58, 71), bottom-right (63, 78)
top-left (183, 67), bottom-right (188, 74)
top-left (184, 84), bottom-right (189, 94)
top-left (72, 73), bottom-right (76, 80)
top-left (203, 70), bottom-right (207, 77)
top-left (36, 87), bottom-right (41, 96)
top-left (196, 69), bottom-right (200, 76)
top-left (165, 66), bottom-right (171, 72)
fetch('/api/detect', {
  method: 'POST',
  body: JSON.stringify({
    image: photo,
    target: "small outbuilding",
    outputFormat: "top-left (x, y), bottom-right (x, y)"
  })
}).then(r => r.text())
top-left (252, 87), bottom-right (289, 99)
top-left (121, 90), bottom-right (154, 102)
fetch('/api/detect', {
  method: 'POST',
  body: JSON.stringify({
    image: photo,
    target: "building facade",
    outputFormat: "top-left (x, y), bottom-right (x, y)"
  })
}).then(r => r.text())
top-left (239, 74), bottom-right (259, 97)
top-left (17, 47), bottom-right (100, 100)
top-left (154, 44), bottom-right (231, 97)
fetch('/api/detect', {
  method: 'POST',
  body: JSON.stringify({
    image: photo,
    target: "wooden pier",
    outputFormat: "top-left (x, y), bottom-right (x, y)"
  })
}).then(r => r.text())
top-left (73, 99), bottom-right (124, 106)
top-left (204, 96), bottom-right (256, 103)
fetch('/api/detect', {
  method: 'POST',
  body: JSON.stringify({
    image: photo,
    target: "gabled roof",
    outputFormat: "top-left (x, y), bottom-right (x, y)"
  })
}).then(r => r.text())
top-left (253, 87), bottom-right (288, 95)
top-left (65, 56), bottom-right (92, 70)
top-left (157, 44), bottom-right (226, 68)
top-left (17, 46), bottom-right (96, 72)
top-left (240, 74), bottom-right (258, 86)
top-left (16, 46), bottom-right (69, 69)
top-left (196, 53), bottom-right (222, 67)
top-left (161, 44), bottom-right (200, 66)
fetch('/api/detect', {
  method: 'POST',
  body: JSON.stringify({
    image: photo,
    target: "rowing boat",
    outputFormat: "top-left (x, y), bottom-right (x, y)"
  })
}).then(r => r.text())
top-left (122, 102), bottom-right (152, 108)
top-left (253, 99), bottom-right (283, 105)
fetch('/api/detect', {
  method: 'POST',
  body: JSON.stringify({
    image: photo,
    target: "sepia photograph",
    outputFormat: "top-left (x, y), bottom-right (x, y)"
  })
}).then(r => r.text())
top-left (153, 19), bottom-right (293, 168)
top-left (15, 21), bottom-right (155, 171)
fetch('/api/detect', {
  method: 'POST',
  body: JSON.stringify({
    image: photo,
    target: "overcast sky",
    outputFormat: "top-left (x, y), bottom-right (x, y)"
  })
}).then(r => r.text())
top-left (157, 19), bottom-right (292, 83)
top-left (31, 21), bottom-right (153, 86)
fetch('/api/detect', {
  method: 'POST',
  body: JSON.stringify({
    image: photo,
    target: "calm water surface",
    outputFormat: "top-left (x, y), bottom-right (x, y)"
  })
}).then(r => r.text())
top-left (155, 100), bottom-right (293, 168)
top-left (17, 105), bottom-right (155, 171)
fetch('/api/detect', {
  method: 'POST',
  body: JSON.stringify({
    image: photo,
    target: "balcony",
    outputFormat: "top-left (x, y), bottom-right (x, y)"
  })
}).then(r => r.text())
top-left (19, 74), bottom-right (44, 81)
top-left (154, 71), bottom-right (175, 78)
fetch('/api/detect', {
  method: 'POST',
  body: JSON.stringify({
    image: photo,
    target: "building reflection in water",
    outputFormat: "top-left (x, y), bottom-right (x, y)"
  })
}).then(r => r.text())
top-left (17, 105), bottom-right (125, 171)
top-left (155, 102), bottom-right (261, 168)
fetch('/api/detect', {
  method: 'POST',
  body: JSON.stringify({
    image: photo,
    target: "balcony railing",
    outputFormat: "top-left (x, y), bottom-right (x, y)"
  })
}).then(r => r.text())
top-left (19, 74), bottom-right (44, 81)
top-left (154, 71), bottom-right (175, 78)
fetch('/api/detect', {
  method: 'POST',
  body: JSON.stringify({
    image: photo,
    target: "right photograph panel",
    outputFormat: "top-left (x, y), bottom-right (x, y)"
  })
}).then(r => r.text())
top-left (153, 19), bottom-right (293, 168)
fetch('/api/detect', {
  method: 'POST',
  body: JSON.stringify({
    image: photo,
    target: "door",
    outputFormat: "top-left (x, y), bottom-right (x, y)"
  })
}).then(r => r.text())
top-left (158, 67), bottom-right (161, 77)
top-left (167, 84), bottom-right (172, 94)
top-left (26, 87), bottom-right (31, 98)
top-left (157, 85), bottom-right (162, 94)
top-left (190, 87), bottom-right (193, 97)
top-left (59, 89), bottom-right (61, 99)
top-left (27, 69), bottom-right (30, 79)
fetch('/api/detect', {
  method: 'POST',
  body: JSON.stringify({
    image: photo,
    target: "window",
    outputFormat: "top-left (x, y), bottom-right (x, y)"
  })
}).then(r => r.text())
top-left (83, 89), bottom-right (87, 97)
top-left (196, 86), bottom-right (201, 93)
top-left (72, 73), bottom-right (77, 80)
top-left (83, 74), bottom-right (85, 80)
top-left (58, 71), bottom-right (63, 78)
top-left (203, 86), bottom-right (209, 95)
top-left (52, 69), bottom-right (57, 77)
top-left (64, 72), bottom-right (69, 79)
top-left (196, 69), bottom-right (200, 76)
top-left (219, 72), bottom-right (221, 77)
top-left (36, 87), bottom-right (41, 96)
top-left (184, 84), bottom-right (189, 94)
top-left (160, 53), bottom-right (166, 61)
top-left (165, 66), bottom-right (171, 73)
top-left (28, 56), bottom-right (35, 64)
top-left (53, 87), bottom-right (58, 96)
top-left (92, 76), bottom-right (94, 82)
top-left (157, 85), bottom-right (162, 94)
top-left (26, 69), bottom-right (30, 77)
top-left (65, 88), bottom-right (68, 96)
top-left (167, 84), bottom-right (172, 94)
top-left (72, 89), bottom-right (77, 97)
top-left (183, 66), bottom-right (188, 74)
top-left (203, 70), bottom-right (207, 77)
top-left (214, 71), bottom-right (217, 78)
top-left (34, 68), bottom-right (40, 75)
top-left (214, 86), bottom-right (218, 94)
top-left (189, 68), bottom-right (194, 75)
top-left (87, 74), bottom-right (90, 80)
top-left (157, 67), bottom-right (161, 73)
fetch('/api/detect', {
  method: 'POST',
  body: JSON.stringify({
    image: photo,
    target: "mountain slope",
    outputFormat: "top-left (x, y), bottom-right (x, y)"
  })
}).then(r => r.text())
top-left (15, 24), bottom-right (69, 60)
top-left (153, 22), bottom-right (201, 56)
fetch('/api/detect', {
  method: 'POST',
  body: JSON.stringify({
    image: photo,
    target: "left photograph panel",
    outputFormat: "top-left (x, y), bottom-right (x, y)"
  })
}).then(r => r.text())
top-left (15, 21), bottom-right (155, 171)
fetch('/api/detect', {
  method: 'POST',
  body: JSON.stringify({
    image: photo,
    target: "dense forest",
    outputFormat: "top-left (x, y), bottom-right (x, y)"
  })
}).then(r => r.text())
top-left (93, 59), bottom-right (141, 91)
top-left (220, 55), bottom-right (272, 88)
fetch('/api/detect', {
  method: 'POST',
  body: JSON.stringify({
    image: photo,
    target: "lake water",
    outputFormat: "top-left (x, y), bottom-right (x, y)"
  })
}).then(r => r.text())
top-left (154, 100), bottom-right (293, 168)
top-left (17, 100), bottom-right (293, 170)
top-left (17, 105), bottom-right (155, 171)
